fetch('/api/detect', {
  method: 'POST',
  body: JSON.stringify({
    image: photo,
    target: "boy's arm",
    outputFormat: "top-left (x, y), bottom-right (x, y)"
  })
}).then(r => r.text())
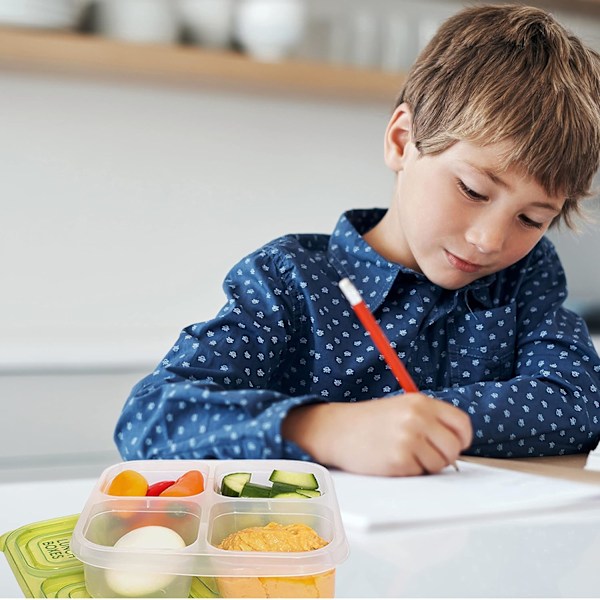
top-left (433, 312), bottom-right (599, 457)
top-left (114, 245), bottom-right (323, 462)
top-left (282, 394), bottom-right (472, 476)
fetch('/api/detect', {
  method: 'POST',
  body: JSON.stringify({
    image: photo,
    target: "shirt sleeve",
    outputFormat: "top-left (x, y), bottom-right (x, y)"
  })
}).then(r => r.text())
top-left (427, 241), bottom-right (600, 457)
top-left (114, 244), bottom-right (321, 461)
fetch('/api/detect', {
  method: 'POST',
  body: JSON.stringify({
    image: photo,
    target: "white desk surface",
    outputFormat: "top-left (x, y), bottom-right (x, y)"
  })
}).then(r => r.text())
top-left (3, 457), bottom-right (600, 598)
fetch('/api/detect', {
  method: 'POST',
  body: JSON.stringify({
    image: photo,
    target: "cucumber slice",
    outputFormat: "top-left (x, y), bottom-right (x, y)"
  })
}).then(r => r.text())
top-left (297, 489), bottom-right (321, 498)
top-left (269, 469), bottom-right (319, 490)
top-left (221, 472), bottom-right (251, 497)
top-left (273, 491), bottom-right (310, 499)
top-left (269, 482), bottom-right (300, 497)
top-left (240, 482), bottom-right (272, 498)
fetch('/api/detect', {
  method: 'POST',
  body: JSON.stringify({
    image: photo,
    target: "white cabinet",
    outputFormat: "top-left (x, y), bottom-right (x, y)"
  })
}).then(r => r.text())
top-left (0, 369), bottom-right (146, 482)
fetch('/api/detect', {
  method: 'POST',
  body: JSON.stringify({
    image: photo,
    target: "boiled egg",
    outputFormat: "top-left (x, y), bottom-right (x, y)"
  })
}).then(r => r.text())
top-left (105, 525), bottom-right (186, 596)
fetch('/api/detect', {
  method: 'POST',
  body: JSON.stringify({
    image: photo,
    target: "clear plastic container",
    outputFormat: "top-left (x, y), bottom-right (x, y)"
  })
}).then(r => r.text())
top-left (70, 459), bottom-right (349, 598)
top-left (0, 514), bottom-right (221, 598)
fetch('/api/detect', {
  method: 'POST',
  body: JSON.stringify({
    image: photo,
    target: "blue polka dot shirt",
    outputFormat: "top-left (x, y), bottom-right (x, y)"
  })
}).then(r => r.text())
top-left (115, 209), bottom-right (600, 461)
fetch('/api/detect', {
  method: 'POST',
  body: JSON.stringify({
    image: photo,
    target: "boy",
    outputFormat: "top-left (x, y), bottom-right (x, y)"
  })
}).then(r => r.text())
top-left (115, 5), bottom-right (600, 476)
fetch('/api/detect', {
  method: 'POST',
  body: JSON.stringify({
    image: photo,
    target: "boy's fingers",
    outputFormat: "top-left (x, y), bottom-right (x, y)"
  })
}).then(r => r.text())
top-left (413, 441), bottom-right (452, 474)
top-left (434, 399), bottom-right (473, 449)
top-left (424, 418), bottom-right (465, 468)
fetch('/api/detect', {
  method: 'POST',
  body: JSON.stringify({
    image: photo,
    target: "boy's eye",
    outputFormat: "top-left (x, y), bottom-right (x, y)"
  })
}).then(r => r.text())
top-left (457, 179), bottom-right (487, 201)
top-left (519, 215), bottom-right (544, 229)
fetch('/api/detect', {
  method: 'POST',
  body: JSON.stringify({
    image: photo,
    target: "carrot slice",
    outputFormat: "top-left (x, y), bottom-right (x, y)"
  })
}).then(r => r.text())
top-left (159, 470), bottom-right (204, 497)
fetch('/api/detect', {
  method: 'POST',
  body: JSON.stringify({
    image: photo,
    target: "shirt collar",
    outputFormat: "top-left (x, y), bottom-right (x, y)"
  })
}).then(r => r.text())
top-left (328, 209), bottom-right (420, 312)
top-left (328, 209), bottom-right (498, 312)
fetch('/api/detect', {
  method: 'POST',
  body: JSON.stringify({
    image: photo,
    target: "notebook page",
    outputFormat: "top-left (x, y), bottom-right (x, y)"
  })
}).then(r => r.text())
top-left (332, 459), bottom-right (600, 531)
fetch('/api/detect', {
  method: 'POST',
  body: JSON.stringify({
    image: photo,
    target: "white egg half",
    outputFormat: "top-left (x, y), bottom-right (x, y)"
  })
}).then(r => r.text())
top-left (105, 525), bottom-right (186, 597)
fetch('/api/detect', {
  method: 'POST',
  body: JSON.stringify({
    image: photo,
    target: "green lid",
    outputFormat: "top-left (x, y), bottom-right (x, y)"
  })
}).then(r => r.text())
top-left (0, 515), bottom-right (218, 598)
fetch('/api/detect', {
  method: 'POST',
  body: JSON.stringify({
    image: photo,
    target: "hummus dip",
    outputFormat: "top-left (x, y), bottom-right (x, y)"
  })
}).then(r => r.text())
top-left (218, 522), bottom-right (328, 553)
top-left (217, 522), bottom-right (334, 597)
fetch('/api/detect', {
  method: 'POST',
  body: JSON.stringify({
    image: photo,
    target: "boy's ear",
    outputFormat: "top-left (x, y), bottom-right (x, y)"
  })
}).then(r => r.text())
top-left (384, 102), bottom-right (414, 172)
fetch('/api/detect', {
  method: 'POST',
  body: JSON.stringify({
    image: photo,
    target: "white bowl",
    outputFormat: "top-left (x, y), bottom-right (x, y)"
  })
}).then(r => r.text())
top-left (178, 0), bottom-right (235, 49)
top-left (96, 0), bottom-right (179, 44)
top-left (234, 0), bottom-right (307, 62)
top-left (0, 0), bottom-right (82, 29)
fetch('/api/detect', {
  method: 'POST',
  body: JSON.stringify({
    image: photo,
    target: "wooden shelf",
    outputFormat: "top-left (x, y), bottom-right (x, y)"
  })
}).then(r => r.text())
top-left (0, 27), bottom-right (404, 104)
top-left (2, 0), bottom-right (597, 102)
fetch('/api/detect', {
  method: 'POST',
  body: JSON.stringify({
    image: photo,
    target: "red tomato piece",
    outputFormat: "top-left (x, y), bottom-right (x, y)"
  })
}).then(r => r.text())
top-left (146, 480), bottom-right (176, 496)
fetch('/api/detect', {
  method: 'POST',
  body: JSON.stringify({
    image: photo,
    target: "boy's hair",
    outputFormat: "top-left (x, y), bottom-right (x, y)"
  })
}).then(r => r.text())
top-left (396, 4), bottom-right (600, 228)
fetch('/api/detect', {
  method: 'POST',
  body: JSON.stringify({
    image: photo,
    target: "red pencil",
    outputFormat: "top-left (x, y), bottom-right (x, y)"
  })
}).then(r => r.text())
top-left (339, 277), bottom-right (419, 393)
top-left (340, 278), bottom-right (460, 472)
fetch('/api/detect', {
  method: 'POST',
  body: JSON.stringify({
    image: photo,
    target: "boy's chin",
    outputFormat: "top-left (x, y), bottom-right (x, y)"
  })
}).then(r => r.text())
top-left (422, 267), bottom-right (482, 291)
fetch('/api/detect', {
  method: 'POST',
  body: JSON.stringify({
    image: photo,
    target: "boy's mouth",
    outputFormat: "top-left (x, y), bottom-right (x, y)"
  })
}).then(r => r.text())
top-left (444, 250), bottom-right (483, 273)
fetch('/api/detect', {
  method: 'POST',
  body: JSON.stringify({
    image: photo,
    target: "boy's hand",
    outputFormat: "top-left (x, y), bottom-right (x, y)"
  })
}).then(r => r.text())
top-left (282, 395), bottom-right (472, 477)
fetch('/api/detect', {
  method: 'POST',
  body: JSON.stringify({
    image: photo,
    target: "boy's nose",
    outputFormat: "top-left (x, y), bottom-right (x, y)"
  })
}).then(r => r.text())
top-left (465, 216), bottom-right (506, 255)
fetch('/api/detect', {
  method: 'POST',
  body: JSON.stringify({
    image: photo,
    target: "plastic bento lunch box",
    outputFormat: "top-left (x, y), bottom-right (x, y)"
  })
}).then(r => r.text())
top-left (0, 514), bottom-right (220, 598)
top-left (70, 459), bottom-right (350, 598)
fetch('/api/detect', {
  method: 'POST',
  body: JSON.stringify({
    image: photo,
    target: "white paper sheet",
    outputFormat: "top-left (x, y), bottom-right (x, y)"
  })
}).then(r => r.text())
top-left (332, 459), bottom-right (600, 531)
top-left (585, 444), bottom-right (600, 471)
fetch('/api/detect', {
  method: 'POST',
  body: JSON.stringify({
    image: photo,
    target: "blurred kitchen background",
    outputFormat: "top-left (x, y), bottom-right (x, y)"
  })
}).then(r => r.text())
top-left (1, 0), bottom-right (599, 483)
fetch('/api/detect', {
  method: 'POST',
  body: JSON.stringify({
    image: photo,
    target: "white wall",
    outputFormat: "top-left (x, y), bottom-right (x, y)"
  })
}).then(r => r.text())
top-left (0, 72), bottom-right (393, 370)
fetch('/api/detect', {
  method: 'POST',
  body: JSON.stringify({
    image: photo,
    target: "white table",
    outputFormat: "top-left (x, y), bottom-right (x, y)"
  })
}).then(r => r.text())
top-left (2, 459), bottom-right (600, 598)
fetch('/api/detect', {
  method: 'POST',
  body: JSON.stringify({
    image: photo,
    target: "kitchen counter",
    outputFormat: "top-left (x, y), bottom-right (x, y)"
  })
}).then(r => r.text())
top-left (3, 456), bottom-right (600, 598)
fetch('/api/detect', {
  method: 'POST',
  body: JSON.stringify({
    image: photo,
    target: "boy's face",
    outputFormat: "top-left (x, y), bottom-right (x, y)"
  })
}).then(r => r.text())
top-left (372, 106), bottom-right (565, 290)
